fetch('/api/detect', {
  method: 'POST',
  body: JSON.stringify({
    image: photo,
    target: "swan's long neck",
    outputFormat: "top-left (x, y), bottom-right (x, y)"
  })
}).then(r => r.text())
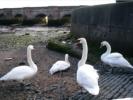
top-left (102, 42), bottom-right (111, 58)
top-left (27, 48), bottom-right (37, 72)
top-left (65, 54), bottom-right (70, 64)
top-left (78, 40), bottom-right (88, 67)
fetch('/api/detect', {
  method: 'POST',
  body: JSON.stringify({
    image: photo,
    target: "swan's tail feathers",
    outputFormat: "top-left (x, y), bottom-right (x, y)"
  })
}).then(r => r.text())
top-left (87, 86), bottom-right (100, 95)
top-left (0, 76), bottom-right (8, 81)
top-left (0, 74), bottom-right (11, 81)
top-left (128, 64), bottom-right (133, 69)
top-left (49, 69), bottom-right (54, 75)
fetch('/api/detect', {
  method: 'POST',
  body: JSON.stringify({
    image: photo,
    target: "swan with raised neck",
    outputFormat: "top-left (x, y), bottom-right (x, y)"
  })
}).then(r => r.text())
top-left (100, 41), bottom-right (133, 69)
top-left (65, 54), bottom-right (70, 64)
top-left (76, 38), bottom-right (100, 95)
top-left (100, 41), bottom-right (111, 59)
top-left (77, 38), bottom-right (88, 67)
top-left (0, 45), bottom-right (38, 81)
top-left (27, 45), bottom-right (37, 72)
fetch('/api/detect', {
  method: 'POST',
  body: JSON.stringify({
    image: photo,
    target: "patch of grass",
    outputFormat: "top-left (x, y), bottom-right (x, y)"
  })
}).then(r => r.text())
top-left (47, 39), bottom-right (81, 58)
top-left (0, 34), bottom-right (41, 49)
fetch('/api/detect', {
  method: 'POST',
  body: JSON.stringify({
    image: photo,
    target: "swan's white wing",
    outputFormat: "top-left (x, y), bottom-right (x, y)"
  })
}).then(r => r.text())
top-left (49, 61), bottom-right (70, 74)
top-left (84, 64), bottom-right (99, 79)
top-left (102, 51), bottom-right (133, 68)
top-left (106, 52), bottom-right (123, 60)
top-left (77, 64), bottom-right (99, 95)
top-left (0, 66), bottom-right (35, 81)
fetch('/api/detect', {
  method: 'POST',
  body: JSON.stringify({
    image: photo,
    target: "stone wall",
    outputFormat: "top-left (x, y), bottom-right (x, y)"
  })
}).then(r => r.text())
top-left (0, 6), bottom-right (81, 20)
top-left (71, 2), bottom-right (133, 55)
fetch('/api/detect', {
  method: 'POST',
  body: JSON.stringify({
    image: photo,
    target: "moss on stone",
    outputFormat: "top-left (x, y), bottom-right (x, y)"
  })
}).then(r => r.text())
top-left (47, 39), bottom-right (81, 58)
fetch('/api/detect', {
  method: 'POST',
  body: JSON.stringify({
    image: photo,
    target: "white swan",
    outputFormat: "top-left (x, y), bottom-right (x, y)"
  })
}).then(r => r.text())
top-left (76, 38), bottom-right (100, 95)
top-left (0, 45), bottom-right (38, 81)
top-left (100, 41), bottom-right (133, 69)
top-left (49, 54), bottom-right (70, 75)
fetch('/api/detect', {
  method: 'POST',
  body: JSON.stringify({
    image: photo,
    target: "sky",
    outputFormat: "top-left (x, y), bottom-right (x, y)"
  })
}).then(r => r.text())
top-left (0, 0), bottom-right (116, 9)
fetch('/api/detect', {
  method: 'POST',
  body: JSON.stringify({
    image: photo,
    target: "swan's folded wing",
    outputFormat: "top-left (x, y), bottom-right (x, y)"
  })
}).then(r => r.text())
top-left (84, 64), bottom-right (99, 79)
top-left (51, 61), bottom-right (70, 72)
top-left (0, 66), bottom-right (34, 80)
top-left (77, 67), bottom-right (99, 95)
top-left (77, 67), bottom-right (99, 90)
top-left (106, 53), bottom-right (123, 60)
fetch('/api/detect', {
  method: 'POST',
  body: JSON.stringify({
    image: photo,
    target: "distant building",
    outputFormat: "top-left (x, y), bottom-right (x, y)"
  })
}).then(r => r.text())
top-left (116, 0), bottom-right (133, 3)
